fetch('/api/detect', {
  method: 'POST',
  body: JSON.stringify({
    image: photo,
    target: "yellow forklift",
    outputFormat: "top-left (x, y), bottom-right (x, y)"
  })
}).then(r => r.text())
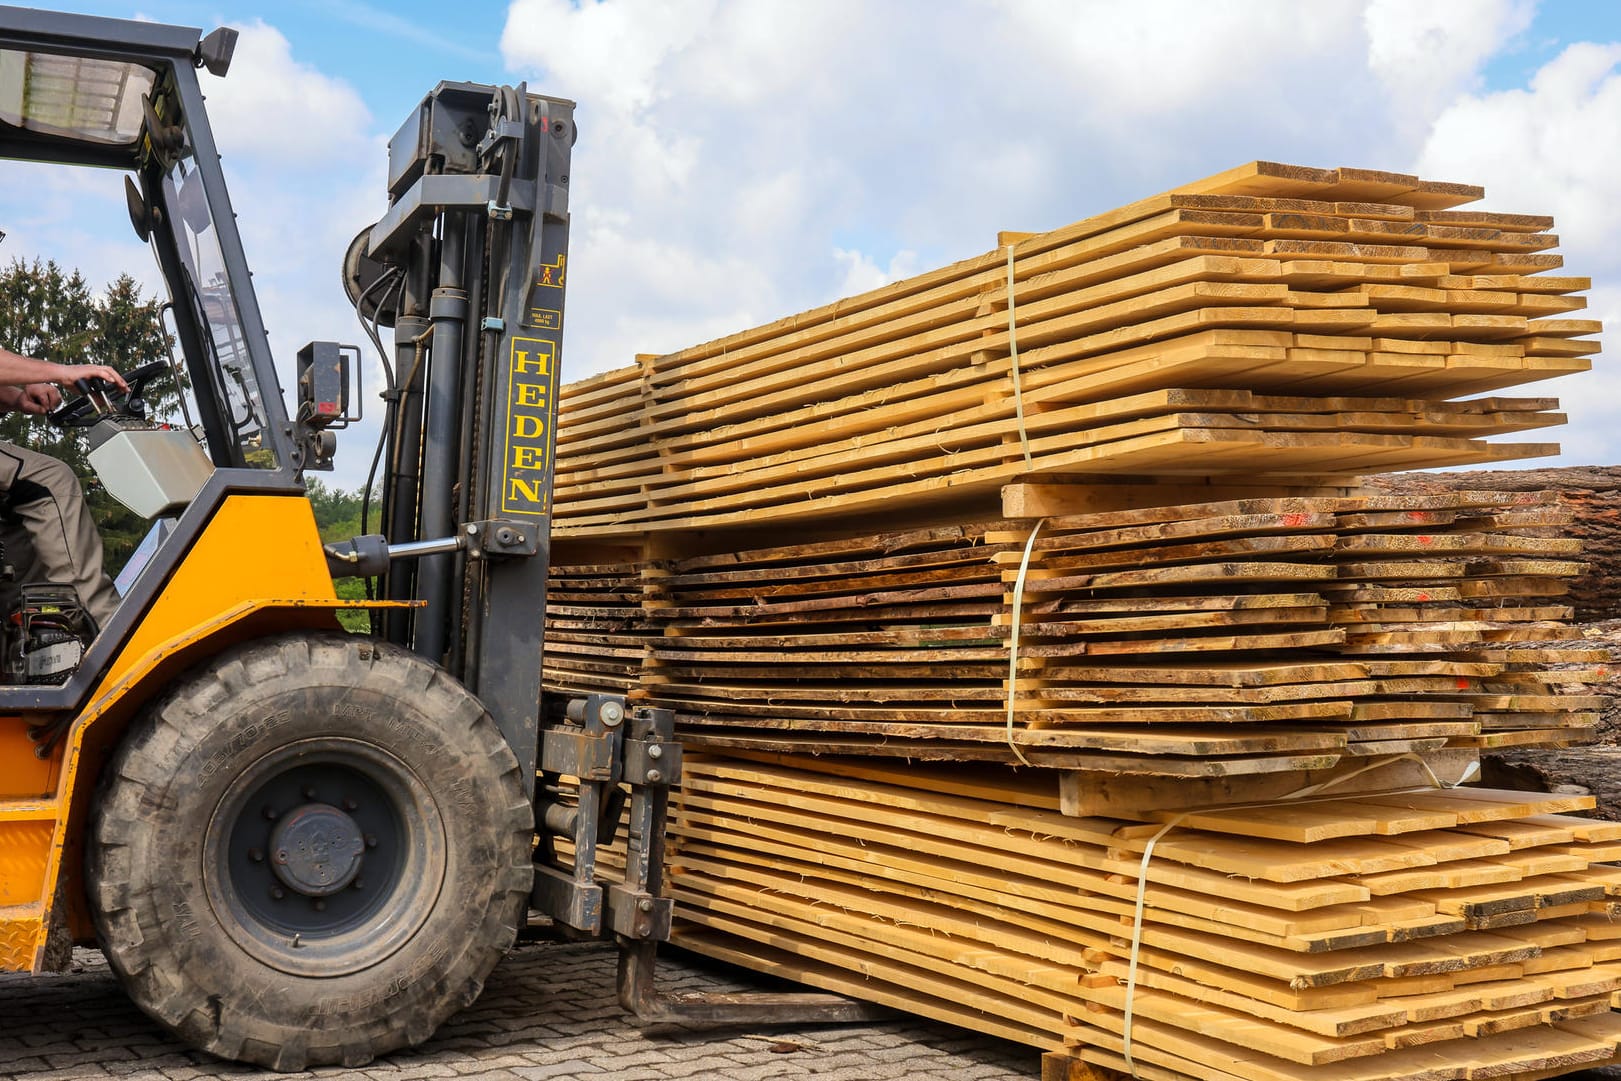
top-left (0, 7), bottom-right (881, 1071)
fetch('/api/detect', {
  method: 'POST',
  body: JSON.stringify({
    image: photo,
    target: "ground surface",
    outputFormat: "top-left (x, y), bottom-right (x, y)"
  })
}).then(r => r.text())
top-left (3, 942), bottom-right (1617, 1081)
top-left (0, 942), bottom-right (1036, 1081)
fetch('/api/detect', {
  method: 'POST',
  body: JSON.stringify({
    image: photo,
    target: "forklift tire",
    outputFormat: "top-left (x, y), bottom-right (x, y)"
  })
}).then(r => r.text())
top-left (86, 633), bottom-right (534, 1071)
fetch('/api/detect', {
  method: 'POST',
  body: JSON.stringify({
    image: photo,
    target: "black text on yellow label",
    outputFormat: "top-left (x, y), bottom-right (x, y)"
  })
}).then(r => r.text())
top-left (502, 336), bottom-right (556, 516)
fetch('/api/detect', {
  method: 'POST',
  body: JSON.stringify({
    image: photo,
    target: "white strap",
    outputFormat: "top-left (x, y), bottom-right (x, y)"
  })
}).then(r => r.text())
top-left (1003, 518), bottom-right (1046, 767)
top-left (1005, 245), bottom-right (1032, 467)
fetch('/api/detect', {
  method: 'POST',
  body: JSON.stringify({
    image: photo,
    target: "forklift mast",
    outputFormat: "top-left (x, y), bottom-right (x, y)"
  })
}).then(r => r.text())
top-left (337, 84), bottom-right (688, 949)
top-left (350, 82), bottom-right (574, 788)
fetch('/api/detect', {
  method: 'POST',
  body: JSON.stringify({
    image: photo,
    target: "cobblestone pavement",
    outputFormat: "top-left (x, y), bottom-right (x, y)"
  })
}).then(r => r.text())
top-left (7, 944), bottom-right (1618, 1081)
top-left (0, 941), bottom-right (1038, 1080)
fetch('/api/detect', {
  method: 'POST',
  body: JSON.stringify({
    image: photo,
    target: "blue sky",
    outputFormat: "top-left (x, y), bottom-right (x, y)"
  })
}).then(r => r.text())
top-left (6, 1), bottom-right (1621, 491)
top-left (1482, 1), bottom-right (1621, 85)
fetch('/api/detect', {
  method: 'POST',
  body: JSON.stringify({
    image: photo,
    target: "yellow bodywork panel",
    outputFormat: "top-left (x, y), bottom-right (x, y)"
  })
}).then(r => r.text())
top-left (0, 493), bottom-right (353, 972)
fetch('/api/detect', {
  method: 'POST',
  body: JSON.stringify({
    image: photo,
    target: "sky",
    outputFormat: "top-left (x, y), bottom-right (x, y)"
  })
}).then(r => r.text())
top-left (3, 0), bottom-right (1620, 494)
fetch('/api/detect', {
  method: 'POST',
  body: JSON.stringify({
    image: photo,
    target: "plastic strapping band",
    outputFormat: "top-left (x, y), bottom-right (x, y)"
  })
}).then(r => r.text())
top-left (1005, 245), bottom-right (1033, 468)
top-left (1122, 811), bottom-right (1185, 1079)
top-left (1117, 752), bottom-right (1480, 1079)
top-left (1004, 518), bottom-right (1045, 767)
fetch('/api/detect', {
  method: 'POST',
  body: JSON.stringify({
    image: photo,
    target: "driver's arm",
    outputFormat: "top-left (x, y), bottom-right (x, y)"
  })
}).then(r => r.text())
top-left (0, 347), bottom-right (129, 399)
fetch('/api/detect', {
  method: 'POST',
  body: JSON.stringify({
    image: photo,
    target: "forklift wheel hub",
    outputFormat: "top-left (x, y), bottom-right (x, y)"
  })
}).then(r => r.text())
top-left (269, 803), bottom-right (366, 896)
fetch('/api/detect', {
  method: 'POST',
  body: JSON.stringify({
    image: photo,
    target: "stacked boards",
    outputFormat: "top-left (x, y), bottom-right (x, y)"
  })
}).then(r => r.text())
top-left (543, 162), bottom-right (1614, 1080)
top-left (544, 489), bottom-right (1597, 774)
top-left (551, 162), bottom-right (1596, 540)
top-left (660, 755), bottom-right (1621, 1081)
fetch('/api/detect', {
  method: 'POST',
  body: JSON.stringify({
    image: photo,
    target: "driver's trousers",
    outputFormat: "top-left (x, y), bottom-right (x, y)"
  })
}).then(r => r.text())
top-left (0, 440), bottom-right (119, 627)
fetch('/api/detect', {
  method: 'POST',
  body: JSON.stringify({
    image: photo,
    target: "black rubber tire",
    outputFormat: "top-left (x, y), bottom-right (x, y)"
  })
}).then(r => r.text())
top-left (87, 633), bottom-right (533, 1070)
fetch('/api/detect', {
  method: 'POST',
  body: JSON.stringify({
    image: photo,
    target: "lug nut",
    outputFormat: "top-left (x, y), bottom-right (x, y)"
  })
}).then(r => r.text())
top-left (302, 786), bottom-right (317, 800)
top-left (262, 806), bottom-right (278, 821)
top-left (343, 798), bottom-right (358, 811)
top-left (353, 878), bottom-right (365, 891)
top-left (248, 848), bottom-right (264, 863)
top-left (270, 887), bottom-right (285, 900)
top-left (313, 899), bottom-right (326, 912)
top-left (364, 834), bottom-right (378, 849)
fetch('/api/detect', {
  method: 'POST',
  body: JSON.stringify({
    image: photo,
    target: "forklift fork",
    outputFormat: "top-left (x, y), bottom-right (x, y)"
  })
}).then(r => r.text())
top-left (616, 939), bottom-right (891, 1029)
top-left (536, 697), bottom-right (889, 1029)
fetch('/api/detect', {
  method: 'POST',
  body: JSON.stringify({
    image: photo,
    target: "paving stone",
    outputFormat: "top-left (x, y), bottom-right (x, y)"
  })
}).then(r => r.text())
top-left (96, 1060), bottom-right (170, 1078)
top-left (642, 1055), bottom-right (756, 1079)
top-left (568, 1048), bottom-right (670, 1070)
top-left (380, 1065), bottom-right (460, 1079)
top-left (510, 1061), bottom-right (606, 1080)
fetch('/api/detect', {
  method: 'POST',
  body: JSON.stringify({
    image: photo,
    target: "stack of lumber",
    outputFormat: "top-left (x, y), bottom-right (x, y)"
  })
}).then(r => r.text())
top-left (543, 558), bottom-right (647, 697)
top-left (1320, 491), bottom-right (1601, 752)
top-left (543, 489), bottom-right (1597, 773)
top-left (543, 161), bottom-right (1616, 1081)
top-left (656, 754), bottom-right (1621, 1081)
top-left (551, 162), bottom-right (1597, 540)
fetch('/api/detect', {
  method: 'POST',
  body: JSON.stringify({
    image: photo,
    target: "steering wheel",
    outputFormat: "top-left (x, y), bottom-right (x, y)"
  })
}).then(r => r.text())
top-left (48, 361), bottom-right (171, 429)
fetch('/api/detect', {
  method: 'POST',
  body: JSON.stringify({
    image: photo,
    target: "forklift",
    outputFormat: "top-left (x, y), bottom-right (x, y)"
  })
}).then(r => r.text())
top-left (0, 7), bottom-right (877, 1070)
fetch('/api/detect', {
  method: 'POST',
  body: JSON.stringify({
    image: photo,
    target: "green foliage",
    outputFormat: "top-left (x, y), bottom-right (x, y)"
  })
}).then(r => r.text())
top-left (305, 476), bottom-right (365, 539)
top-left (332, 572), bottom-right (371, 634)
top-left (304, 477), bottom-right (374, 633)
top-left (0, 258), bottom-right (173, 573)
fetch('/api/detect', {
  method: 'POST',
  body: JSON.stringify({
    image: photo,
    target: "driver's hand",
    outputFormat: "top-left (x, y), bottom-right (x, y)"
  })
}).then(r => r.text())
top-left (49, 363), bottom-right (128, 394)
top-left (15, 382), bottom-right (60, 415)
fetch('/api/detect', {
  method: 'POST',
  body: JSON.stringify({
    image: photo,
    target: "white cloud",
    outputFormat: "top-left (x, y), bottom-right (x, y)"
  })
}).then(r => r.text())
top-left (502, 0), bottom-right (715, 116)
top-left (201, 21), bottom-right (372, 165)
top-left (1364, 0), bottom-right (1536, 138)
top-left (833, 247), bottom-right (923, 299)
top-left (1003, 0), bottom-right (1364, 119)
top-left (1412, 41), bottom-right (1621, 469)
top-left (1418, 42), bottom-right (1621, 272)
